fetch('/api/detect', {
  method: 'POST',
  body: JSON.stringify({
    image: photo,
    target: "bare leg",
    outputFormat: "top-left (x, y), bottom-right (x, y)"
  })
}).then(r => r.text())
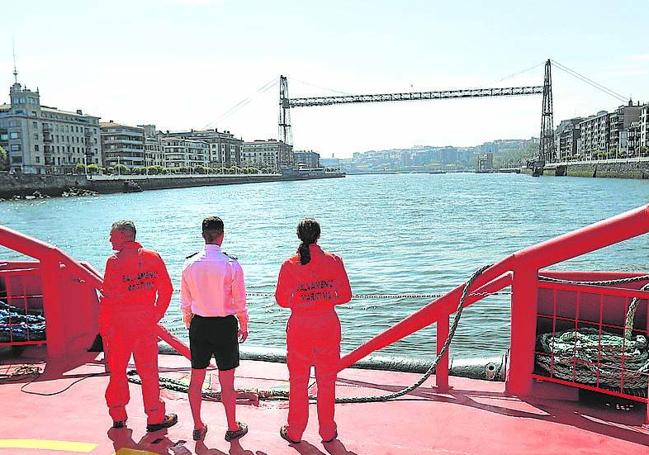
top-left (189, 368), bottom-right (207, 429)
top-left (218, 368), bottom-right (238, 431)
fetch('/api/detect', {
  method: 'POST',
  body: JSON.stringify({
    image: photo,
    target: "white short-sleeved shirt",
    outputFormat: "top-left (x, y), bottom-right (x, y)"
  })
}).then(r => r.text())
top-left (180, 244), bottom-right (248, 319)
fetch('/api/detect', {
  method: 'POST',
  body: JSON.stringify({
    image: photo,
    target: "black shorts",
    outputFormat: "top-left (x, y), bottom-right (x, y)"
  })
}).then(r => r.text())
top-left (189, 315), bottom-right (240, 370)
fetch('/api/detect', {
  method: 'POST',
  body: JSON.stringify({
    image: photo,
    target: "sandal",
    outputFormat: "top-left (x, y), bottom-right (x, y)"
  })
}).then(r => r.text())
top-left (193, 425), bottom-right (208, 441)
top-left (280, 425), bottom-right (301, 444)
top-left (225, 421), bottom-right (248, 442)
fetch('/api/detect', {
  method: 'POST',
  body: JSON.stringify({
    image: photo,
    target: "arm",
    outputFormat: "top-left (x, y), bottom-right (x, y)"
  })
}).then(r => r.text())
top-left (274, 262), bottom-right (294, 308)
top-left (333, 257), bottom-right (352, 305)
top-left (180, 267), bottom-right (194, 329)
top-left (231, 261), bottom-right (249, 341)
top-left (154, 253), bottom-right (174, 322)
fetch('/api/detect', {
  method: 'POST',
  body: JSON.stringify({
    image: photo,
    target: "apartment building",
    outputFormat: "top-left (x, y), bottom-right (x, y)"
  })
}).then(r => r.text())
top-left (139, 124), bottom-right (165, 167)
top-left (608, 102), bottom-right (642, 157)
top-left (163, 129), bottom-right (243, 167)
top-left (294, 150), bottom-right (320, 168)
top-left (0, 80), bottom-right (101, 174)
top-left (554, 118), bottom-right (582, 161)
top-left (578, 111), bottom-right (609, 159)
top-left (100, 121), bottom-right (146, 170)
top-left (241, 139), bottom-right (293, 170)
top-left (161, 137), bottom-right (209, 170)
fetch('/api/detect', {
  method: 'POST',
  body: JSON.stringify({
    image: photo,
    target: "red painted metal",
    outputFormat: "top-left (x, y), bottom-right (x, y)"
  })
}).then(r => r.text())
top-left (0, 225), bottom-right (192, 361)
top-left (535, 270), bottom-right (649, 422)
top-left (0, 265), bottom-right (45, 347)
top-left (340, 204), bottom-right (649, 412)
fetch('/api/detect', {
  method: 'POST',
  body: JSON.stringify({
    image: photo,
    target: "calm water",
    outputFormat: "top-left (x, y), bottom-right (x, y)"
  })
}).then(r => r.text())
top-left (1, 174), bottom-right (648, 359)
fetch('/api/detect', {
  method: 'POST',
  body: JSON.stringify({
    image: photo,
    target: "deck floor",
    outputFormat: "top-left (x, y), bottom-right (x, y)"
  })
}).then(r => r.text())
top-left (1, 347), bottom-right (647, 454)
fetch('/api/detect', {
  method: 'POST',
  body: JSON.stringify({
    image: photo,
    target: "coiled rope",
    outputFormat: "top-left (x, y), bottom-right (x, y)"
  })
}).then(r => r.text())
top-left (535, 275), bottom-right (649, 390)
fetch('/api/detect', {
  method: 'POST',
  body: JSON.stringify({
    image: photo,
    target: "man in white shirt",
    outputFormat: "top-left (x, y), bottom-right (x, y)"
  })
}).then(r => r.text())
top-left (180, 216), bottom-right (249, 442)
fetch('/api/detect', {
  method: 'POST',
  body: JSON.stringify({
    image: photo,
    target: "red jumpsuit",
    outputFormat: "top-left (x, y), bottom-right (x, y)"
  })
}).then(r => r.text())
top-left (275, 244), bottom-right (352, 442)
top-left (99, 241), bottom-right (173, 425)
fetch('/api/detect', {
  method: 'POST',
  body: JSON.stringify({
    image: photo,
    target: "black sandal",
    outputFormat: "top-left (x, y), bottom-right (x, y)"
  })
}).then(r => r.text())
top-left (193, 425), bottom-right (208, 441)
top-left (225, 421), bottom-right (248, 442)
top-left (280, 425), bottom-right (300, 444)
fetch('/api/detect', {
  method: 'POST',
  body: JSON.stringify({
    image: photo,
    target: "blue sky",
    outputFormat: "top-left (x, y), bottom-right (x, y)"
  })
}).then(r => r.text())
top-left (2, 0), bottom-right (648, 157)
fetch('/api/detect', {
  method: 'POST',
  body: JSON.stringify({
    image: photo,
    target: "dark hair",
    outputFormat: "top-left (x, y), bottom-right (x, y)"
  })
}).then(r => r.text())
top-left (202, 216), bottom-right (224, 243)
top-left (297, 218), bottom-right (320, 265)
top-left (111, 220), bottom-right (136, 240)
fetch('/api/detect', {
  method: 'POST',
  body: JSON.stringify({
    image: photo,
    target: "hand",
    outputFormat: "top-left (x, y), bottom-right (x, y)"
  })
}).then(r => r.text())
top-left (183, 312), bottom-right (193, 329)
top-left (238, 329), bottom-right (248, 343)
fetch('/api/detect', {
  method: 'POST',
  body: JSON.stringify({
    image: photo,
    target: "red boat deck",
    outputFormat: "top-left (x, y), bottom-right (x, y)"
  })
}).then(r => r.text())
top-left (1, 348), bottom-right (647, 455)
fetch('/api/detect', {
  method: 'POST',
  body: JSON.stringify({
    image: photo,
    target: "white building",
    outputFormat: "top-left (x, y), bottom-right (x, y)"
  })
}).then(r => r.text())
top-left (241, 139), bottom-right (293, 170)
top-left (0, 77), bottom-right (101, 174)
top-left (161, 137), bottom-right (209, 170)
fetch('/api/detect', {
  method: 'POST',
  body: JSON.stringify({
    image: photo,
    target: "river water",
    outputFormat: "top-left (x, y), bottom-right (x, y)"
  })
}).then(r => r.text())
top-left (1, 173), bottom-right (648, 359)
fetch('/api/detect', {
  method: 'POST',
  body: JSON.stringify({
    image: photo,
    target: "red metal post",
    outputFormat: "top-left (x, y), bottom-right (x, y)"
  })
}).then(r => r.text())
top-left (40, 257), bottom-right (65, 358)
top-left (506, 264), bottom-right (538, 396)
top-left (436, 315), bottom-right (449, 391)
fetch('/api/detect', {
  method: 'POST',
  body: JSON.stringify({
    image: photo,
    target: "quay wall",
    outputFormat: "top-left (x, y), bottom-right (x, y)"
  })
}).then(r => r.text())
top-left (0, 173), bottom-right (344, 199)
top-left (521, 160), bottom-right (649, 179)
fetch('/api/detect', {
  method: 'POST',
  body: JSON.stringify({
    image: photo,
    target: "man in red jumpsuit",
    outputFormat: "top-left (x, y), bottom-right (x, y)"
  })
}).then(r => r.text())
top-left (275, 219), bottom-right (352, 444)
top-left (99, 220), bottom-right (178, 432)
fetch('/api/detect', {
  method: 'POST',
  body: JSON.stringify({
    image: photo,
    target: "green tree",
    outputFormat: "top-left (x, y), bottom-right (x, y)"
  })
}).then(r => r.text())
top-left (87, 163), bottom-right (99, 175)
top-left (74, 163), bottom-right (86, 174)
top-left (114, 164), bottom-right (130, 175)
top-left (0, 145), bottom-right (8, 171)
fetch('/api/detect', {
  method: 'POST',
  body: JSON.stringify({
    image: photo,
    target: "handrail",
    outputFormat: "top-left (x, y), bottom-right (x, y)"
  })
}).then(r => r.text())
top-left (340, 204), bottom-right (649, 377)
top-left (0, 224), bottom-right (192, 360)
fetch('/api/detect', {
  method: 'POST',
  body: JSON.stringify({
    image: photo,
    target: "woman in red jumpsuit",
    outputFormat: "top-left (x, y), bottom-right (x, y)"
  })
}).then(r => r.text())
top-left (275, 218), bottom-right (352, 444)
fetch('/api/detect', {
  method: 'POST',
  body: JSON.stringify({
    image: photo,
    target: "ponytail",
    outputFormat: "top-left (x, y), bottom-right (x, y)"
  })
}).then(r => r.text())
top-left (298, 242), bottom-right (311, 265)
top-left (296, 218), bottom-right (321, 265)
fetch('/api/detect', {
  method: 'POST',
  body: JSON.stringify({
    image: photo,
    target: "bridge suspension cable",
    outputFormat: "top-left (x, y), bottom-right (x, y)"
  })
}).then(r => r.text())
top-left (550, 59), bottom-right (627, 103)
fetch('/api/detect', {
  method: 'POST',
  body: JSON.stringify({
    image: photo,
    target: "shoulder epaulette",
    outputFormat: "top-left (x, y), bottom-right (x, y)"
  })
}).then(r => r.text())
top-left (185, 252), bottom-right (199, 260)
top-left (223, 251), bottom-right (238, 261)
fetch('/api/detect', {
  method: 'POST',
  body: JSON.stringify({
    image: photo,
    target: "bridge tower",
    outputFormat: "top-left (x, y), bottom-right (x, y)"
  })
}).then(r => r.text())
top-left (538, 59), bottom-right (555, 164)
top-left (278, 75), bottom-right (293, 145)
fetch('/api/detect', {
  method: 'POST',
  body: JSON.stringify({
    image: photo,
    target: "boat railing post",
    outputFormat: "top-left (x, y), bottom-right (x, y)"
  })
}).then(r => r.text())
top-left (40, 253), bottom-right (65, 359)
top-left (436, 315), bottom-right (450, 391)
top-left (506, 259), bottom-right (538, 397)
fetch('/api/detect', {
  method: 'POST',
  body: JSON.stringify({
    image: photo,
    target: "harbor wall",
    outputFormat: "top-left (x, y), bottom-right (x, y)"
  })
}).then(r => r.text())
top-left (0, 172), bottom-right (344, 199)
top-left (522, 160), bottom-right (649, 179)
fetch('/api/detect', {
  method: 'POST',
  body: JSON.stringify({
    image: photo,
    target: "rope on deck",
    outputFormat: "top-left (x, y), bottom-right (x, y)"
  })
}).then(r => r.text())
top-left (134, 264), bottom-right (494, 403)
top-left (534, 277), bottom-right (649, 391)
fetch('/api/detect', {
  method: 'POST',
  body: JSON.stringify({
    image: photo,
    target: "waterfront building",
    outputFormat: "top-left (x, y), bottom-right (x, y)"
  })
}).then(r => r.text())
top-left (554, 118), bottom-right (582, 161)
top-left (628, 121), bottom-right (641, 156)
top-left (161, 137), bottom-right (209, 170)
top-left (163, 129), bottom-right (243, 168)
top-left (139, 124), bottom-right (165, 167)
top-left (608, 102), bottom-right (642, 158)
top-left (578, 111), bottom-right (609, 160)
top-left (294, 150), bottom-right (320, 168)
top-left (0, 79), bottom-right (101, 174)
top-left (476, 152), bottom-right (493, 171)
top-left (242, 139), bottom-right (293, 170)
top-left (640, 104), bottom-right (649, 151)
top-left (100, 121), bottom-right (145, 170)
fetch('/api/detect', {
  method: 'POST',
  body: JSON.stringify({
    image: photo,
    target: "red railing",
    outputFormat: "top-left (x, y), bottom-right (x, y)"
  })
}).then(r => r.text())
top-left (0, 225), bottom-right (190, 360)
top-left (339, 204), bottom-right (649, 423)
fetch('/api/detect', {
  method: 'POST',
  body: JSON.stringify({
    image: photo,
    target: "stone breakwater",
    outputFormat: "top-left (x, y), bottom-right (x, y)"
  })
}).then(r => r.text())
top-left (0, 172), bottom-right (345, 200)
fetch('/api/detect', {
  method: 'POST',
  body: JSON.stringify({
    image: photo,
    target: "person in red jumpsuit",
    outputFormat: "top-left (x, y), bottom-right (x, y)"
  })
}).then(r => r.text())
top-left (275, 218), bottom-right (352, 444)
top-left (99, 220), bottom-right (178, 432)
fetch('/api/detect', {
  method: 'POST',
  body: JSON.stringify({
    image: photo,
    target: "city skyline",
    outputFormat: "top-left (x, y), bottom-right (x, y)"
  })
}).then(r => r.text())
top-left (2, 0), bottom-right (648, 158)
